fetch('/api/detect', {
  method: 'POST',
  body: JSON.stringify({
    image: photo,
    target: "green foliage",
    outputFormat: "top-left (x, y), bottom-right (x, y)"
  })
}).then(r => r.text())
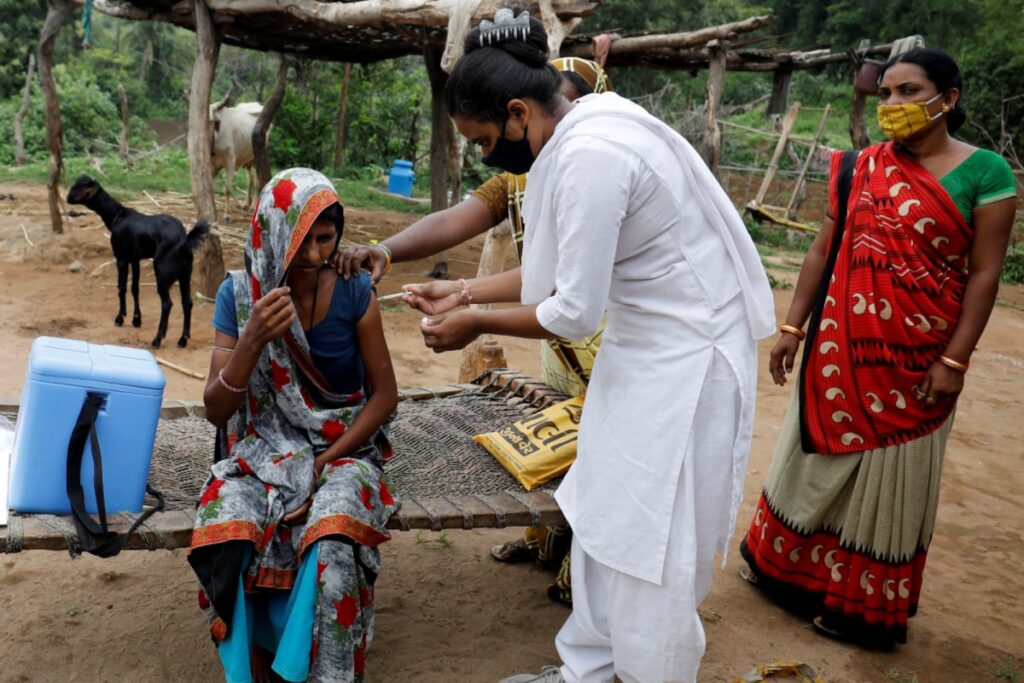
top-left (0, 0), bottom-right (47, 99)
top-left (3, 149), bottom-right (193, 195)
top-left (0, 62), bottom-right (155, 164)
top-left (1002, 245), bottom-right (1024, 284)
top-left (768, 0), bottom-right (1024, 160)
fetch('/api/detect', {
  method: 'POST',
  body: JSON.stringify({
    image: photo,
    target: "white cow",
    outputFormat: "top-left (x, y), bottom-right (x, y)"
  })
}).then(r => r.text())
top-left (209, 99), bottom-right (266, 211)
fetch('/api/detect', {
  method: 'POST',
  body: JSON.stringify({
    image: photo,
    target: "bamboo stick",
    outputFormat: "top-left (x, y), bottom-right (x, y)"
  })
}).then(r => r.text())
top-left (156, 357), bottom-right (206, 380)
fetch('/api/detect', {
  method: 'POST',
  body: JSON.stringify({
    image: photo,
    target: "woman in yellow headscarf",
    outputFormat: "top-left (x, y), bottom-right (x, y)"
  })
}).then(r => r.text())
top-left (338, 58), bottom-right (612, 603)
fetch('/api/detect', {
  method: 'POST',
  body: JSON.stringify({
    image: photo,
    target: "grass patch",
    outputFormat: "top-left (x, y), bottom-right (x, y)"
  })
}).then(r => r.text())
top-left (1, 152), bottom-right (430, 215)
top-left (992, 658), bottom-right (1022, 682)
top-left (885, 667), bottom-right (919, 683)
top-left (415, 530), bottom-right (454, 549)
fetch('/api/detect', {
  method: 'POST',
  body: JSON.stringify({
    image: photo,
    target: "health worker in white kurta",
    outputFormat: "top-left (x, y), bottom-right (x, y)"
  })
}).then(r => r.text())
top-left (401, 12), bottom-right (776, 683)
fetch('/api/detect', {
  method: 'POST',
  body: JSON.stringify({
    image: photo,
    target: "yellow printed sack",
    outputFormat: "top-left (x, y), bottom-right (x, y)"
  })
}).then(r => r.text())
top-left (473, 396), bottom-right (583, 491)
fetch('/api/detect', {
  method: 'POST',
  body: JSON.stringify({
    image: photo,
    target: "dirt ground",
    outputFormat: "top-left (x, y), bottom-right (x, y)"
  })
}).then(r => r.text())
top-left (0, 181), bottom-right (1022, 682)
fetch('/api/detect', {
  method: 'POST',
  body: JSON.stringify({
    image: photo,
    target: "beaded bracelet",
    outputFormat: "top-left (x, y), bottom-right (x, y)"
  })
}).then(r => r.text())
top-left (217, 368), bottom-right (247, 393)
top-left (779, 324), bottom-right (806, 340)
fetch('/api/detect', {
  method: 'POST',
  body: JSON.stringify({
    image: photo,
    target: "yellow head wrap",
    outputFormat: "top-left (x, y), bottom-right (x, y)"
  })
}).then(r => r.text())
top-left (551, 57), bottom-right (612, 94)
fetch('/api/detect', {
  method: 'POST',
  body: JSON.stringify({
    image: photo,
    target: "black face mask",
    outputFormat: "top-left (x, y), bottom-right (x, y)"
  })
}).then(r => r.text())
top-left (482, 121), bottom-right (535, 175)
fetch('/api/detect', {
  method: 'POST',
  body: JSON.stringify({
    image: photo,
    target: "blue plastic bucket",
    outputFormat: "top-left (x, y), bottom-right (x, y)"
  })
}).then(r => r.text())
top-left (387, 159), bottom-right (415, 197)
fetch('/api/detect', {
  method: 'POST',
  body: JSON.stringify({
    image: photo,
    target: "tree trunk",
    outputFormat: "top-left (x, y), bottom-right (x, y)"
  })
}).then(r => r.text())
top-left (424, 47), bottom-right (449, 213)
top-left (333, 62), bottom-right (352, 170)
top-left (118, 83), bottom-right (133, 168)
top-left (458, 220), bottom-right (514, 382)
top-left (39, 0), bottom-right (73, 234)
top-left (447, 117), bottom-right (465, 206)
top-left (14, 53), bottom-right (36, 166)
top-left (188, 0), bottom-right (224, 297)
top-left (703, 40), bottom-right (727, 177)
top-left (253, 53), bottom-right (287, 188)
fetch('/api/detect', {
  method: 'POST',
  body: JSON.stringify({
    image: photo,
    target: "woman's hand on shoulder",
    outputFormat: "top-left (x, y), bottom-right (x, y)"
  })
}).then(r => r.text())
top-left (336, 244), bottom-right (388, 283)
top-left (244, 286), bottom-right (295, 347)
top-left (401, 280), bottom-right (464, 315)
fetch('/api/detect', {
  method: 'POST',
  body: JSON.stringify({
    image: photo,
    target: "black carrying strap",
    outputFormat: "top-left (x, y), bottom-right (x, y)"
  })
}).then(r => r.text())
top-left (66, 393), bottom-right (165, 558)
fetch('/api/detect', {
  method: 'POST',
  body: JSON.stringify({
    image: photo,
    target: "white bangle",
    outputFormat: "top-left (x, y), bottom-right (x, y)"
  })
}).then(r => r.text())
top-left (217, 368), bottom-right (247, 393)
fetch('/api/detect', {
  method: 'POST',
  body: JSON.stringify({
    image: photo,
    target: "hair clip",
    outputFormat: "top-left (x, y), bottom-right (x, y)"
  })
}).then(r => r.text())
top-left (479, 9), bottom-right (531, 47)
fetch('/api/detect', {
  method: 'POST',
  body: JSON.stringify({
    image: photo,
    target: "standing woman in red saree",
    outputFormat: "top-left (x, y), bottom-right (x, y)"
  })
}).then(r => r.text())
top-left (740, 48), bottom-right (1017, 646)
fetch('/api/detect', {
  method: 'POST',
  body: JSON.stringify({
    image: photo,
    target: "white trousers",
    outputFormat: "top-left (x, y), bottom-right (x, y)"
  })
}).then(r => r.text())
top-left (555, 351), bottom-right (741, 683)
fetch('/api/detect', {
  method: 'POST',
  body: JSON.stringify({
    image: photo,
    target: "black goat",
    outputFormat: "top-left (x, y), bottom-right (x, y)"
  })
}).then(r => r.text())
top-left (66, 176), bottom-right (210, 348)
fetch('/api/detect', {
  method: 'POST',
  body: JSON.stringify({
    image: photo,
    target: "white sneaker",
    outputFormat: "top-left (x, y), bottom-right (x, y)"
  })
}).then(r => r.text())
top-left (499, 666), bottom-right (565, 683)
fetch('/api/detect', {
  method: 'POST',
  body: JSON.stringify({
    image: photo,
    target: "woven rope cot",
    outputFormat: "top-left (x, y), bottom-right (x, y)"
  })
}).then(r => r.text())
top-left (1, 370), bottom-right (569, 554)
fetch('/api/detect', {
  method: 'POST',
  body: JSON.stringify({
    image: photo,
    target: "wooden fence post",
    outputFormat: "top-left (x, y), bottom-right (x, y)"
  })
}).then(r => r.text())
top-left (704, 40), bottom-right (727, 176)
top-left (767, 67), bottom-right (792, 118)
top-left (188, 0), bottom-right (224, 297)
top-left (39, 0), bottom-right (74, 234)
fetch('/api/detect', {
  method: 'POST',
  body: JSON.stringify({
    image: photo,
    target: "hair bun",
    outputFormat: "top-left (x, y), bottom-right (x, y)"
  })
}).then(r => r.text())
top-left (464, 11), bottom-right (549, 68)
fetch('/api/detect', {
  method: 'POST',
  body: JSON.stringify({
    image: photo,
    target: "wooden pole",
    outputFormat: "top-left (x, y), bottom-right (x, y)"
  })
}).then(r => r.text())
top-left (849, 88), bottom-right (870, 150)
top-left (39, 0), bottom-right (74, 234)
top-left (752, 101), bottom-right (800, 207)
top-left (458, 220), bottom-right (514, 382)
top-left (424, 46), bottom-right (449, 213)
top-left (333, 62), bottom-right (352, 171)
top-left (188, 0), bottom-right (224, 297)
top-left (424, 46), bottom-right (451, 278)
top-left (447, 118), bottom-right (465, 207)
top-left (253, 52), bottom-right (287, 188)
top-left (14, 53), bottom-right (36, 166)
top-left (118, 84), bottom-right (133, 169)
top-left (703, 40), bottom-right (727, 177)
top-left (767, 67), bottom-right (791, 118)
top-left (849, 39), bottom-right (871, 150)
top-left (563, 15), bottom-right (772, 58)
top-left (786, 104), bottom-right (831, 219)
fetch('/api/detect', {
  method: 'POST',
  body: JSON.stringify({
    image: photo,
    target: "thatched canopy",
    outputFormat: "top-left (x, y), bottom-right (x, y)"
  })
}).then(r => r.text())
top-left (92, 0), bottom-right (600, 62)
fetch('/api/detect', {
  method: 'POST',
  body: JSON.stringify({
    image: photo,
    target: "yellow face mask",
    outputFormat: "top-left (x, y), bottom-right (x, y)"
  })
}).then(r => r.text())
top-left (877, 93), bottom-right (946, 140)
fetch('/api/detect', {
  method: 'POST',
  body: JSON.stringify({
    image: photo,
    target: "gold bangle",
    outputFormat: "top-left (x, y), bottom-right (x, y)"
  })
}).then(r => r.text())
top-left (939, 355), bottom-right (969, 373)
top-left (779, 324), bottom-right (806, 340)
top-left (373, 243), bottom-right (392, 273)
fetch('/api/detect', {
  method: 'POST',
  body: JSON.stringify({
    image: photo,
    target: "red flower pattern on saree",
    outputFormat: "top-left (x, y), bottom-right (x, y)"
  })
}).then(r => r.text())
top-left (354, 637), bottom-right (367, 675)
top-left (334, 593), bottom-right (358, 628)
top-left (270, 359), bottom-right (291, 390)
top-left (379, 480), bottom-right (394, 506)
top-left (272, 178), bottom-right (297, 212)
top-left (199, 479), bottom-right (225, 507)
top-left (321, 419), bottom-right (346, 443)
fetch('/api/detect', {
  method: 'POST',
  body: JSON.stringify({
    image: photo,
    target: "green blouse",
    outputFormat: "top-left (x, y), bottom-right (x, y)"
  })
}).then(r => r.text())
top-left (939, 148), bottom-right (1017, 225)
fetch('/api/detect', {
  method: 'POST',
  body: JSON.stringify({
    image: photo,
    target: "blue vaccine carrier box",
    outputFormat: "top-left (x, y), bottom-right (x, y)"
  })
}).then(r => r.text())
top-left (9, 337), bottom-right (166, 515)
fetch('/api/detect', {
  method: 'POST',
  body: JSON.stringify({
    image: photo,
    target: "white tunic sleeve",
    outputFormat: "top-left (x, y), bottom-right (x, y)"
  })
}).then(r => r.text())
top-left (535, 137), bottom-right (640, 340)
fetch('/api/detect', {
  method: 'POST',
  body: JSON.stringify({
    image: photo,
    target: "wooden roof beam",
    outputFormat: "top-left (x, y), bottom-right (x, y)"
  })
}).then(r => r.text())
top-left (562, 15), bottom-right (771, 57)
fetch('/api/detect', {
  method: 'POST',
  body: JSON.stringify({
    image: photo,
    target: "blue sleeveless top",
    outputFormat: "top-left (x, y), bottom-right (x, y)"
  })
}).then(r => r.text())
top-left (213, 272), bottom-right (372, 394)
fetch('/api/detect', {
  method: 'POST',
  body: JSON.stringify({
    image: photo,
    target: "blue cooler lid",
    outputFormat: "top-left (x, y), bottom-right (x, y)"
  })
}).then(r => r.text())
top-left (28, 337), bottom-right (166, 392)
